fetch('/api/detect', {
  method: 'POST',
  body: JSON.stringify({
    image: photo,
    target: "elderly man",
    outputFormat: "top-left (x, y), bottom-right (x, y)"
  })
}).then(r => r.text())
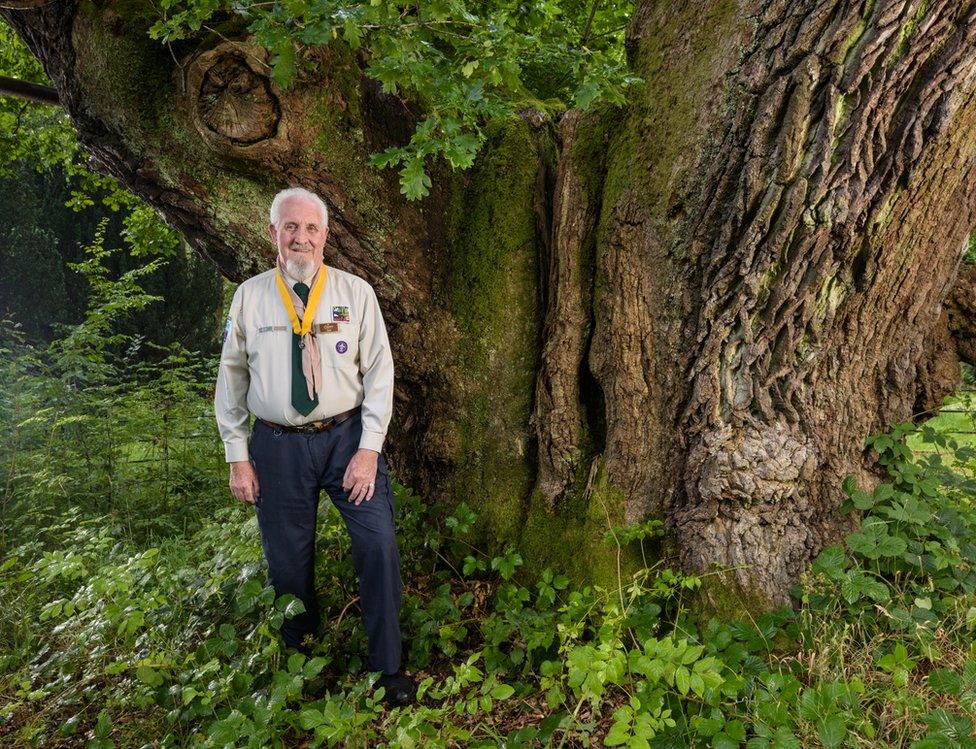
top-left (214, 186), bottom-right (415, 706)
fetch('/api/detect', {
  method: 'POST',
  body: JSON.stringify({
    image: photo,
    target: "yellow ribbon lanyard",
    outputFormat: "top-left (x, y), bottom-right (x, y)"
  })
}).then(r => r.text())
top-left (275, 267), bottom-right (327, 340)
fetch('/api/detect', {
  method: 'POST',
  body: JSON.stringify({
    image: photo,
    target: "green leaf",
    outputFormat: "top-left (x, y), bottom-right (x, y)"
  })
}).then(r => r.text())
top-left (279, 0), bottom-right (308, 16)
top-left (399, 157), bottom-right (432, 200)
top-left (681, 644), bottom-right (705, 664)
top-left (443, 132), bottom-right (481, 169)
top-left (840, 569), bottom-right (889, 603)
top-left (135, 666), bottom-right (163, 686)
top-left (343, 17), bottom-right (362, 50)
top-left (713, 735), bottom-right (738, 749)
top-left (874, 483), bottom-right (894, 501)
top-left (279, 595), bottom-right (307, 619)
top-left (490, 683), bottom-right (515, 700)
top-left (770, 727), bottom-right (801, 749)
top-left (299, 708), bottom-right (324, 729)
top-left (850, 489), bottom-right (874, 510)
top-left (287, 652), bottom-right (306, 673)
top-left (304, 656), bottom-right (329, 679)
top-left (811, 546), bottom-right (847, 578)
top-left (873, 435), bottom-right (893, 453)
top-left (884, 495), bottom-right (932, 525)
top-left (94, 710), bottom-right (112, 740)
top-left (573, 79), bottom-right (601, 108)
top-left (817, 714), bottom-right (847, 748)
top-left (271, 40), bottom-right (297, 89)
top-left (604, 707), bottom-right (632, 746)
top-left (725, 720), bottom-right (747, 742)
top-left (927, 668), bottom-right (962, 696)
top-left (462, 555), bottom-right (484, 576)
top-left (298, 18), bottom-right (332, 45)
top-left (675, 666), bottom-right (690, 695)
top-left (369, 148), bottom-right (403, 170)
top-left (695, 708), bottom-right (724, 737)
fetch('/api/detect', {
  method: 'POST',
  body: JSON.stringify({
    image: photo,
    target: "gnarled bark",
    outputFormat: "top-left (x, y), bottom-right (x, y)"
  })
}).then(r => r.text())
top-left (947, 262), bottom-right (976, 367)
top-left (668, 0), bottom-right (976, 601)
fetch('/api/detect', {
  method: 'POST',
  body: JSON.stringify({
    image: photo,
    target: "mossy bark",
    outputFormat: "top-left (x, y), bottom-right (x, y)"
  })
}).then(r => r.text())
top-left (6, 0), bottom-right (976, 604)
top-left (442, 117), bottom-right (546, 547)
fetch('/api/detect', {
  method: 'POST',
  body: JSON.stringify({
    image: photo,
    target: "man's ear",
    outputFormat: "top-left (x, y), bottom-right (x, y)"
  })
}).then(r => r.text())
top-left (268, 223), bottom-right (277, 244)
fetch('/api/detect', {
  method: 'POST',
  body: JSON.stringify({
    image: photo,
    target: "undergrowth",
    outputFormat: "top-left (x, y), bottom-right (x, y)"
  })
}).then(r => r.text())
top-left (1, 237), bottom-right (975, 748)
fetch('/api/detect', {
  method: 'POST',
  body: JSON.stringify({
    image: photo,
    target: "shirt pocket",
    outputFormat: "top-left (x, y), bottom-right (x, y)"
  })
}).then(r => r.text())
top-left (245, 323), bottom-right (291, 365)
top-left (316, 322), bottom-right (359, 369)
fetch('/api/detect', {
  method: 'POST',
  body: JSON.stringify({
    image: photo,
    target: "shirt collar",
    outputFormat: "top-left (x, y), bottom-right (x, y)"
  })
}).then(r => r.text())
top-left (279, 261), bottom-right (323, 288)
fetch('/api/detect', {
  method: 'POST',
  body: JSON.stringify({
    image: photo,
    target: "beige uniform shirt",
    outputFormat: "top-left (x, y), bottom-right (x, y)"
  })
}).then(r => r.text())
top-left (214, 265), bottom-right (394, 463)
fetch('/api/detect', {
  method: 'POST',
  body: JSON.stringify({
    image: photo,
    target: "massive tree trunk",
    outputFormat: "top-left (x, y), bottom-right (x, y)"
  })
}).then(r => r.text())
top-left (5, 0), bottom-right (976, 606)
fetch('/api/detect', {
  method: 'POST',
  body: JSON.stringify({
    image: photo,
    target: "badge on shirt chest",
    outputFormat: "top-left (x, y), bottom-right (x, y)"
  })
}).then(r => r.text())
top-left (317, 322), bottom-right (339, 333)
top-left (332, 305), bottom-right (350, 323)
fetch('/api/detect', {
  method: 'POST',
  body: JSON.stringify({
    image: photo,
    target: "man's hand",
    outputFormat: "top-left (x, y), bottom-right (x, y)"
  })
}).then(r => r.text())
top-left (342, 448), bottom-right (378, 506)
top-left (229, 460), bottom-right (260, 504)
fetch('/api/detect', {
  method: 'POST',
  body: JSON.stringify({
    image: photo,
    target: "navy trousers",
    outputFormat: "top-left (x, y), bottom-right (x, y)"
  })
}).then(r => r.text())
top-left (248, 413), bottom-right (403, 674)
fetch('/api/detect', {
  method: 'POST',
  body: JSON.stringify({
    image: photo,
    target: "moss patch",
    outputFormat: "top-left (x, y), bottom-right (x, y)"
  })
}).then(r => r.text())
top-left (888, 0), bottom-right (931, 66)
top-left (688, 566), bottom-right (780, 634)
top-left (604, 0), bottom-right (744, 216)
top-left (307, 45), bottom-right (397, 248)
top-left (834, 17), bottom-right (868, 65)
top-left (444, 116), bottom-right (543, 550)
top-left (518, 459), bottom-right (647, 591)
top-left (73, 1), bottom-right (187, 155)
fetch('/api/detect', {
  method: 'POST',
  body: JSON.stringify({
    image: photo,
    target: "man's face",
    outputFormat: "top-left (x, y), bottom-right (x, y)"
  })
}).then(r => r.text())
top-left (269, 196), bottom-right (329, 280)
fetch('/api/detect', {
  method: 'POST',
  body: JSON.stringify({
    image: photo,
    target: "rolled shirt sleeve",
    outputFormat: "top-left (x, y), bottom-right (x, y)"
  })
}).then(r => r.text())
top-left (357, 283), bottom-right (394, 453)
top-left (214, 285), bottom-right (252, 462)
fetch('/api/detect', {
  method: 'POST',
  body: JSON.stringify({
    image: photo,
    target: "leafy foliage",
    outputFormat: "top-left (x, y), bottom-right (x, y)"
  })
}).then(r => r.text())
top-left (0, 29), bottom-right (223, 351)
top-left (146, 0), bottom-right (641, 198)
top-left (0, 24), bottom-right (77, 176)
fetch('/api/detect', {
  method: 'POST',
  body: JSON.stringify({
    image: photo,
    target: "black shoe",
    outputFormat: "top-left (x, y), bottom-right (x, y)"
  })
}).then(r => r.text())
top-left (376, 670), bottom-right (416, 707)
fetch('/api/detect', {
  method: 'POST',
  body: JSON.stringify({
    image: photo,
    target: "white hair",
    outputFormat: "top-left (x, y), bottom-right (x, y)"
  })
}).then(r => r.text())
top-left (269, 187), bottom-right (329, 229)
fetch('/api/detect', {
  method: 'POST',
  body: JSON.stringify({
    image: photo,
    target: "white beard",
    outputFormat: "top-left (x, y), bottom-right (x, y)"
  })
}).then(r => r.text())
top-left (284, 256), bottom-right (314, 282)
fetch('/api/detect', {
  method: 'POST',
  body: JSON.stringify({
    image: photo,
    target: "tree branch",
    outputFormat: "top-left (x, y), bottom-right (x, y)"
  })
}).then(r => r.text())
top-left (0, 74), bottom-right (59, 106)
top-left (579, 0), bottom-right (601, 48)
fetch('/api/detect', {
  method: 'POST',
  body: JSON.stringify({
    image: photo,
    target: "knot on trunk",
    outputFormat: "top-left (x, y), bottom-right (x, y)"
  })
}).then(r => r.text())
top-left (692, 419), bottom-right (817, 507)
top-left (184, 41), bottom-right (291, 156)
top-left (673, 420), bottom-right (826, 604)
top-left (199, 54), bottom-right (279, 144)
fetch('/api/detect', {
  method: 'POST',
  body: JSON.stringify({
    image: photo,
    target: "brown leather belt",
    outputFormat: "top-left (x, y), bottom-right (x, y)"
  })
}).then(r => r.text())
top-left (259, 406), bottom-right (361, 434)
